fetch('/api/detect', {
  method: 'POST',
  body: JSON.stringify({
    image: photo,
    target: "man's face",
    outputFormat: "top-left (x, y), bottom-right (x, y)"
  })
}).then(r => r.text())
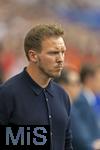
top-left (65, 71), bottom-right (81, 100)
top-left (36, 37), bottom-right (66, 78)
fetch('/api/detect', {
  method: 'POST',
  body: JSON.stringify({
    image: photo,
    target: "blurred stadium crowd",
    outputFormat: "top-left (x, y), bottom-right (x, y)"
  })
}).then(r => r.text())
top-left (0, 0), bottom-right (100, 149)
top-left (0, 0), bottom-right (100, 81)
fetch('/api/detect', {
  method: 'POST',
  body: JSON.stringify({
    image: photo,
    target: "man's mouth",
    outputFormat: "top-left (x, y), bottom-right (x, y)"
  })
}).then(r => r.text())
top-left (56, 64), bottom-right (63, 68)
top-left (56, 66), bottom-right (63, 70)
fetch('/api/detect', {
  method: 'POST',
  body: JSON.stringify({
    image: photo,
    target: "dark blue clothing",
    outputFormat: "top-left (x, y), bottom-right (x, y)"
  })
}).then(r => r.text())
top-left (71, 105), bottom-right (94, 150)
top-left (74, 92), bottom-right (100, 140)
top-left (93, 94), bottom-right (100, 128)
top-left (0, 69), bottom-right (73, 150)
top-left (71, 92), bottom-right (100, 150)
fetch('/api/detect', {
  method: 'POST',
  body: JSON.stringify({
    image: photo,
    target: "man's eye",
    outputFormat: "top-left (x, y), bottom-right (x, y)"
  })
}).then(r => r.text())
top-left (48, 52), bottom-right (58, 55)
top-left (48, 51), bottom-right (65, 55)
top-left (62, 51), bottom-right (64, 54)
top-left (53, 52), bottom-right (59, 54)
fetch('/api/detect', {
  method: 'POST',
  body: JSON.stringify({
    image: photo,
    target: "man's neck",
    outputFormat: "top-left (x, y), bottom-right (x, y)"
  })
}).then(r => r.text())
top-left (26, 64), bottom-right (51, 88)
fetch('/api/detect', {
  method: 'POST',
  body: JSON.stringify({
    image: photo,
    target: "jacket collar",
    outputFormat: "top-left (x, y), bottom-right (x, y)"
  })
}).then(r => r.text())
top-left (22, 68), bottom-right (54, 96)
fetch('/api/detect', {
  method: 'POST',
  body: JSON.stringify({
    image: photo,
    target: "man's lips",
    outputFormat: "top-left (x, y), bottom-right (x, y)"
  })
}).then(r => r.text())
top-left (55, 66), bottom-right (63, 69)
top-left (56, 64), bottom-right (63, 67)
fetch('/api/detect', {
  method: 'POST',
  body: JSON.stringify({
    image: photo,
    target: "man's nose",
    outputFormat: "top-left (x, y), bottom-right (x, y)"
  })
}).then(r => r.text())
top-left (56, 52), bottom-right (64, 62)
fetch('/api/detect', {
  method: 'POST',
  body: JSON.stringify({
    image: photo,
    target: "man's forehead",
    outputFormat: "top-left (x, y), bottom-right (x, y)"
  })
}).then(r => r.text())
top-left (42, 37), bottom-right (66, 48)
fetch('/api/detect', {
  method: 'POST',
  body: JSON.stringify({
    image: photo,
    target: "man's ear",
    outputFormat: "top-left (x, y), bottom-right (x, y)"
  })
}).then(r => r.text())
top-left (28, 49), bottom-right (38, 63)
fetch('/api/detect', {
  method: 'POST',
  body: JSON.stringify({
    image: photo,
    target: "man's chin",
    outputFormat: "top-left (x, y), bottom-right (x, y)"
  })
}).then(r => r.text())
top-left (51, 71), bottom-right (62, 78)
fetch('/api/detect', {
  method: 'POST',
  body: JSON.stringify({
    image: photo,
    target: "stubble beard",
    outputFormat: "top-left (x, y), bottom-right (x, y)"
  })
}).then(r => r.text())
top-left (38, 63), bottom-right (62, 79)
top-left (37, 56), bottom-right (63, 79)
top-left (40, 65), bottom-right (63, 79)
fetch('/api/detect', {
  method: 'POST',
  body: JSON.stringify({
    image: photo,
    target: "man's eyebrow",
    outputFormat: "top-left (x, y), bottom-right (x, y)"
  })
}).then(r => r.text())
top-left (47, 49), bottom-right (66, 53)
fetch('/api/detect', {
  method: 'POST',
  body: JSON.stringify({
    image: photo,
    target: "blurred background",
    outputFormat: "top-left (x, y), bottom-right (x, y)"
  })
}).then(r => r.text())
top-left (0, 0), bottom-right (100, 81)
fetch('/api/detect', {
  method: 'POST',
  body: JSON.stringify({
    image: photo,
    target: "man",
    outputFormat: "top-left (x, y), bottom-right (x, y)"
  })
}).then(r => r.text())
top-left (54, 68), bottom-right (90, 150)
top-left (54, 68), bottom-right (81, 102)
top-left (54, 67), bottom-right (100, 150)
top-left (0, 24), bottom-right (73, 150)
top-left (73, 64), bottom-right (100, 150)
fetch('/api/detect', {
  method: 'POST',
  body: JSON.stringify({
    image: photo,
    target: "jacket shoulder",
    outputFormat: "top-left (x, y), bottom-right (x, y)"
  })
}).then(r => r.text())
top-left (0, 71), bottom-right (24, 95)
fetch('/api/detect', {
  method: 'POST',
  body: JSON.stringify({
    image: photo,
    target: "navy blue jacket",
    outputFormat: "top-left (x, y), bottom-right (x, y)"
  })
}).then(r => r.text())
top-left (71, 92), bottom-right (100, 150)
top-left (71, 105), bottom-right (94, 150)
top-left (0, 69), bottom-right (73, 150)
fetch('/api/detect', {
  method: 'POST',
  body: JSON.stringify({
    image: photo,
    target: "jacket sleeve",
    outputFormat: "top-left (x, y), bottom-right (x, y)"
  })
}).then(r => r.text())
top-left (64, 94), bottom-right (73, 150)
